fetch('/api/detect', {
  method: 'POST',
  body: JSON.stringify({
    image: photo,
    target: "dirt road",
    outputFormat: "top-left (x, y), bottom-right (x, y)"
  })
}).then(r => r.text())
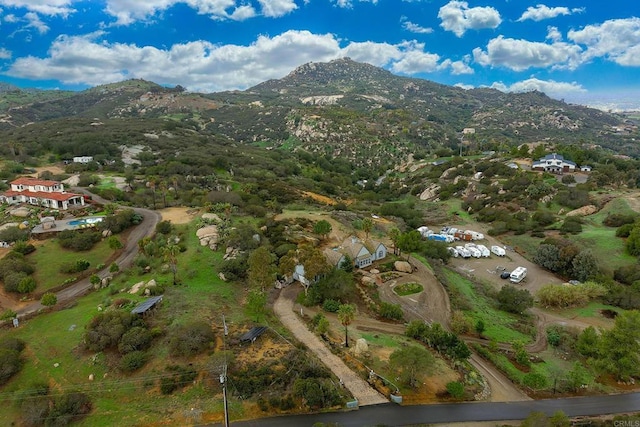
top-left (273, 286), bottom-right (388, 406)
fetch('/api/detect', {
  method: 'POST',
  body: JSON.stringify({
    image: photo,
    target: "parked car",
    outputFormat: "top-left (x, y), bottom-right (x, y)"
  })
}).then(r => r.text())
top-left (500, 271), bottom-right (511, 279)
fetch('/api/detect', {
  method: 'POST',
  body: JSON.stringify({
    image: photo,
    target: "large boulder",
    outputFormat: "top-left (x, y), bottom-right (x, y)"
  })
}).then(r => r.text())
top-left (353, 338), bottom-right (369, 357)
top-left (202, 213), bottom-right (222, 222)
top-left (394, 261), bottom-right (413, 273)
top-left (566, 205), bottom-right (598, 217)
top-left (196, 225), bottom-right (219, 250)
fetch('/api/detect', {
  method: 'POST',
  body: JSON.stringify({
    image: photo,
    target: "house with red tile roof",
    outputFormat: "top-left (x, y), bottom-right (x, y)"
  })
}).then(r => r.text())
top-left (0, 177), bottom-right (85, 210)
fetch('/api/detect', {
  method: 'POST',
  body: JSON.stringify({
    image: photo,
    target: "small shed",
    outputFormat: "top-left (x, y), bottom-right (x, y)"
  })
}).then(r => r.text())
top-left (131, 295), bottom-right (163, 315)
top-left (239, 326), bottom-right (268, 343)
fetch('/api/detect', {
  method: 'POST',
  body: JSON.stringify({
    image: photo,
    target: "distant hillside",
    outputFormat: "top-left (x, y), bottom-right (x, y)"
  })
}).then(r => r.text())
top-left (0, 58), bottom-right (637, 165)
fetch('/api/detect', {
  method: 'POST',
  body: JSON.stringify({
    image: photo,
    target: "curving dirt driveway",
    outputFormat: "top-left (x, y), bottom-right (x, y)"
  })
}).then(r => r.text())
top-left (15, 189), bottom-right (161, 317)
top-left (274, 285), bottom-right (388, 406)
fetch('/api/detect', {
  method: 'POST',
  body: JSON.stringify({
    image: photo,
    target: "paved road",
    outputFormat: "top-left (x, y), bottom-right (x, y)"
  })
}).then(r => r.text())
top-left (17, 189), bottom-right (160, 317)
top-left (225, 392), bottom-right (640, 426)
top-left (274, 286), bottom-right (388, 406)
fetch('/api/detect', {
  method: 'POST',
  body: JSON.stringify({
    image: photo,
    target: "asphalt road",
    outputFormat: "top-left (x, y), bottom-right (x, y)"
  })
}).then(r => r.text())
top-left (224, 392), bottom-right (640, 426)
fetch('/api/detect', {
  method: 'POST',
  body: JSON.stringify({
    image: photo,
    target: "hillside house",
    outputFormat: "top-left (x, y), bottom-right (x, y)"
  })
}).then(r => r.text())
top-left (333, 236), bottom-right (387, 269)
top-left (531, 153), bottom-right (576, 174)
top-left (0, 177), bottom-right (85, 210)
top-left (73, 156), bottom-right (94, 164)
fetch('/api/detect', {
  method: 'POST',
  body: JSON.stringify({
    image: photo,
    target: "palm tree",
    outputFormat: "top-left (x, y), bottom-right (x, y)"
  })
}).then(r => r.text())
top-left (162, 241), bottom-right (181, 285)
top-left (338, 304), bottom-right (356, 348)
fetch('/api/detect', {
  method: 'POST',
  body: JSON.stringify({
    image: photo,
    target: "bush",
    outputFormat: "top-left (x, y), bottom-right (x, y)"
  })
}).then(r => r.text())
top-left (3, 271), bottom-right (27, 293)
top-left (57, 230), bottom-right (102, 251)
top-left (83, 311), bottom-right (144, 352)
top-left (46, 391), bottom-right (92, 425)
top-left (119, 351), bottom-right (148, 372)
top-left (168, 321), bottom-right (214, 357)
top-left (378, 302), bottom-right (403, 320)
top-left (0, 348), bottom-right (23, 385)
top-left (322, 299), bottom-right (340, 313)
top-left (160, 365), bottom-right (197, 394)
top-left (118, 326), bottom-right (153, 354)
top-left (11, 241), bottom-right (36, 255)
top-left (41, 292), bottom-right (58, 307)
top-left (60, 259), bottom-right (91, 274)
top-left (446, 381), bottom-right (465, 399)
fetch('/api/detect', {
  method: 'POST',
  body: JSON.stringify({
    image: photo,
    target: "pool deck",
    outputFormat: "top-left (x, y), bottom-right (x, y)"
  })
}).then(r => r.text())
top-left (31, 216), bottom-right (104, 234)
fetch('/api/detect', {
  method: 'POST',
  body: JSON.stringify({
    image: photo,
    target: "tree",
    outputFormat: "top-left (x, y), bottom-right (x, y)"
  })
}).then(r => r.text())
top-left (162, 241), bottom-right (181, 285)
top-left (534, 244), bottom-right (562, 272)
top-left (397, 230), bottom-right (423, 262)
top-left (41, 292), bottom-right (57, 307)
top-left (389, 228), bottom-right (401, 256)
top-left (313, 220), bottom-right (332, 240)
top-left (571, 250), bottom-right (598, 282)
top-left (496, 285), bottom-right (534, 314)
top-left (361, 217), bottom-right (373, 240)
top-left (626, 225), bottom-right (640, 256)
top-left (389, 345), bottom-right (434, 388)
top-left (475, 319), bottom-right (486, 337)
top-left (108, 236), bottom-right (123, 250)
top-left (245, 289), bottom-right (267, 322)
top-left (247, 246), bottom-right (276, 291)
top-left (279, 244), bottom-right (330, 296)
top-left (575, 326), bottom-right (600, 358)
top-left (597, 310), bottom-right (640, 380)
top-left (337, 304), bottom-right (355, 347)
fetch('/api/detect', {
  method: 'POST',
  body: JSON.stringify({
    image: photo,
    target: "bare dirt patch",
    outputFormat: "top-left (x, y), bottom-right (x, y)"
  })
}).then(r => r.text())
top-left (159, 207), bottom-right (201, 224)
top-left (28, 166), bottom-right (66, 177)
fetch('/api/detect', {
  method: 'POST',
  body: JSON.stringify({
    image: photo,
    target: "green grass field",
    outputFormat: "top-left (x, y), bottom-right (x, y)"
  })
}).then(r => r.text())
top-left (442, 269), bottom-right (532, 344)
top-left (31, 238), bottom-right (115, 292)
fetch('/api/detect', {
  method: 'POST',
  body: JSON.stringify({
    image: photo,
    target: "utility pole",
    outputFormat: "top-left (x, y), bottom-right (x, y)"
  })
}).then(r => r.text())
top-left (220, 314), bottom-right (230, 427)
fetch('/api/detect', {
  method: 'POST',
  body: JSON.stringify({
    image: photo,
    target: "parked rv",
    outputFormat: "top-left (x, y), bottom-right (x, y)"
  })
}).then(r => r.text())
top-left (455, 246), bottom-right (471, 258)
top-left (467, 246), bottom-right (481, 258)
top-left (509, 266), bottom-right (527, 283)
top-left (417, 226), bottom-right (431, 238)
top-left (476, 244), bottom-right (491, 257)
top-left (464, 230), bottom-right (485, 240)
top-left (447, 247), bottom-right (459, 257)
top-left (491, 245), bottom-right (506, 256)
top-left (454, 231), bottom-right (473, 241)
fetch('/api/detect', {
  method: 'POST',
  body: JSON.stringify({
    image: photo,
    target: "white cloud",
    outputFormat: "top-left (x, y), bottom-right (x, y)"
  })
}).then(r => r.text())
top-left (473, 35), bottom-right (582, 71)
top-left (104, 0), bottom-right (260, 25)
top-left (0, 0), bottom-right (74, 16)
top-left (25, 11), bottom-right (48, 33)
top-left (438, 1), bottom-right (501, 37)
top-left (496, 78), bottom-right (585, 96)
top-left (0, 47), bottom-right (11, 59)
top-left (454, 83), bottom-right (474, 90)
top-left (257, 0), bottom-right (297, 18)
top-left (448, 59), bottom-right (474, 75)
top-left (517, 4), bottom-right (583, 22)
top-left (568, 17), bottom-right (640, 66)
top-left (4, 13), bottom-right (18, 22)
top-left (401, 16), bottom-right (433, 34)
top-left (391, 49), bottom-right (441, 74)
top-left (546, 26), bottom-right (561, 42)
top-left (333, 0), bottom-right (378, 9)
top-left (5, 31), bottom-right (464, 92)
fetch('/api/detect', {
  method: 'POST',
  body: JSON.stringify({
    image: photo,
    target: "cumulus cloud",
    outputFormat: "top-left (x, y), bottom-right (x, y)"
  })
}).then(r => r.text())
top-left (568, 17), bottom-right (640, 66)
top-left (6, 30), bottom-right (461, 91)
top-left (546, 26), bottom-right (562, 42)
top-left (438, 1), bottom-right (501, 37)
top-left (104, 0), bottom-right (264, 25)
top-left (517, 4), bottom-right (583, 22)
top-left (0, 47), bottom-right (12, 59)
top-left (401, 16), bottom-right (433, 34)
top-left (258, 0), bottom-right (297, 18)
top-left (496, 78), bottom-right (585, 95)
top-left (0, 0), bottom-right (74, 16)
top-left (473, 35), bottom-right (582, 71)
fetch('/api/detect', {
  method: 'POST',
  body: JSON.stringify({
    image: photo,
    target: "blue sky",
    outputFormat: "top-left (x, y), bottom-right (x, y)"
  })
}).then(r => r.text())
top-left (0, 0), bottom-right (638, 110)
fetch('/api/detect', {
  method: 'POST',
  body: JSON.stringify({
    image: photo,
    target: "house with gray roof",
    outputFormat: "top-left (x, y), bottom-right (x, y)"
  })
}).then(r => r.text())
top-left (531, 153), bottom-right (576, 174)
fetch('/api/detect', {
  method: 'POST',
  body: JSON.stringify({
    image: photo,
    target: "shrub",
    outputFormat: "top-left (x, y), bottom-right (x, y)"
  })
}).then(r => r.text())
top-left (11, 241), bottom-right (36, 255)
top-left (160, 365), bottom-right (197, 394)
top-left (3, 271), bottom-right (28, 293)
top-left (378, 302), bottom-right (404, 320)
top-left (119, 351), bottom-right (148, 372)
top-left (446, 381), bottom-right (465, 399)
top-left (0, 348), bottom-right (23, 385)
top-left (41, 292), bottom-right (58, 307)
top-left (46, 391), bottom-right (92, 425)
top-left (322, 299), bottom-right (340, 313)
top-left (118, 327), bottom-right (153, 354)
top-left (168, 321), bottom-right (214, 357)
top-left (83, 311), bottom-right (143, 352)
top-left (17, 276), bottom-right (36, 293)
top-left (57, 230), bottom-right (101, 251)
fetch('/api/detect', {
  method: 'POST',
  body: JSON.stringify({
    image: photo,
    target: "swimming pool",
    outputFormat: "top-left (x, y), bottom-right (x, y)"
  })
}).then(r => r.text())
top-left (67, 217), bottom-right (104, 227)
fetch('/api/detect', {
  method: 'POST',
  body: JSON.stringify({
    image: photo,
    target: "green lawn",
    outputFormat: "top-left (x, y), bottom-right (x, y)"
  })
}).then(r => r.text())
top-left (442, 269), bottom-right (532, 344)
top-left (30, 238), bottom-right (115, 292)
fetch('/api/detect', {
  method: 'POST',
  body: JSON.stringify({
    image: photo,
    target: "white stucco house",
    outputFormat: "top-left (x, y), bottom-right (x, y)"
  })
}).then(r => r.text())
top-left (531, 153), bottom-right (576, 174)
top-left (0, 177), bottom-right (85, 210)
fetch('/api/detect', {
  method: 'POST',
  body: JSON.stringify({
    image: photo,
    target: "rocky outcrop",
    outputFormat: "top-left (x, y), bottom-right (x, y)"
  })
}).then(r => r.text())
top-left (419, 184), bottom-right (440, 201)
top-left (566, 205), bottom-right (598, 217)
top-left (394, 261), bottom-right (413, 273)
top-left (196, 225), bottom-right (219, 250)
